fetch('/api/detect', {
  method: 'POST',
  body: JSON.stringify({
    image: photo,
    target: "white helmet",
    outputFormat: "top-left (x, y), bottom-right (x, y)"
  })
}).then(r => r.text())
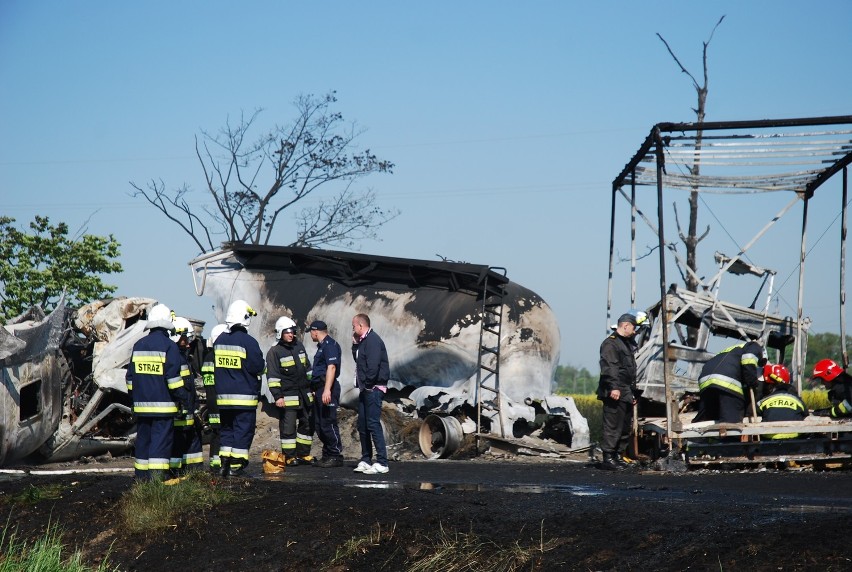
top-left (170, 316), bottom-right (193, 343)
top-left (146, 303), bottom-right (175, 331)
top-left (274, 316), bottom-right (297, 339)
top-left (225, 300), bottom-right (257, 328)
top-left (208, 323), bottom-right (228, 348)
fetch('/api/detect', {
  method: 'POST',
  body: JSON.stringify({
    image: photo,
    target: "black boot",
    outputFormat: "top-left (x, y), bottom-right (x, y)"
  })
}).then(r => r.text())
top-left (221, 457), bottom-right (231, 478)
top-left (599, 452), bottom-right (621, 471)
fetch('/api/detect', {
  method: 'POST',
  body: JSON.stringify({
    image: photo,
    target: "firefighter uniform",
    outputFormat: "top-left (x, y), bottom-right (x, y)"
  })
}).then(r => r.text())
top-left (170, 349), bottom-right (204, 473)
top-left (817, 371), bottom-right (852, 419)
top-left (311, 332), bottom-right (344, 463)
top-left (758, 385), bottom-right (808, 439)
top-left (201, 347), bottom-right (221, 471)
top-left (266, 339), bottom-right (314, 461)
top-left (126, 328), bottom-right (189, 481)
top-left (696, 340), bottom-right (764, 423)
top-left (214, 325), bottom-right (265, 474)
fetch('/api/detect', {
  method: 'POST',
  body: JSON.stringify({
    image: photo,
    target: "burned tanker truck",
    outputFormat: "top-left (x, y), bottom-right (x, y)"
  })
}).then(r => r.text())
top-left (190, 244), bottom-right (589, 457)
top-left (0, 246), bottom-right (587, 468)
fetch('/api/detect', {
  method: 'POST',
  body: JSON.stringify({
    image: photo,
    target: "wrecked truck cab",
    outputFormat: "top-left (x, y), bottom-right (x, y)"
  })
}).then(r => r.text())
top-left (0, 301), bottom-right (66, 467)
top-left (0, 297), bottom-right (162, 467)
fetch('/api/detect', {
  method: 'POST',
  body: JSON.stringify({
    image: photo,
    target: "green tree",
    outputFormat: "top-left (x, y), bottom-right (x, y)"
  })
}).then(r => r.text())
top-left (552, 364), bottom-right (598, 395)
top-left (0, 216), bottom-right (122, 322)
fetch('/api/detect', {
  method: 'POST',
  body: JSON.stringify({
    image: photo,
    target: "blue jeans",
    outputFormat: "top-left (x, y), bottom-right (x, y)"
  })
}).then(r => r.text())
top-left (357, 388), bottom-right (387, 465)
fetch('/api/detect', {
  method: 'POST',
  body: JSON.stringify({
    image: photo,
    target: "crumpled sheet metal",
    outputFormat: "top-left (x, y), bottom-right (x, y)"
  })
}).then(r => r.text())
top-left (75, 297), bottom-right (157, 392)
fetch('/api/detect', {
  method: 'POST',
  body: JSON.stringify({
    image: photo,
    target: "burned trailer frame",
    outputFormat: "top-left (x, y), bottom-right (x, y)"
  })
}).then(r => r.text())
top-left (609, 115), bottom-right (852, 467)
top-left (190, 245), bottom-right (588, 457)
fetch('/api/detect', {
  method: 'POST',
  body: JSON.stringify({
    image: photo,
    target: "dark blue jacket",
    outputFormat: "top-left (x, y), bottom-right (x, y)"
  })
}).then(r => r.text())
top-left (126, 329), bottom-right (190, 417)
top-left (312, 335), bottom-right (342, 388)
top-left (352, 329), bottom-right (390, 390)
top-left (698, 341), bottom-right (764, 398)
top-left (213, 326), bottom-right (265, 409)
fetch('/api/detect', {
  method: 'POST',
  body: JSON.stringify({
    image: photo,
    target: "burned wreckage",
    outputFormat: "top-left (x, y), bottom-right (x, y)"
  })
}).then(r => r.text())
top-left (189, 245), bottom-right (589, 458)
top-left (0, 297), bottom-right (158, 467)
top-left (0, 246), bottom-right (589, 467)
top-left (609, 115), bottom-right (852, 468)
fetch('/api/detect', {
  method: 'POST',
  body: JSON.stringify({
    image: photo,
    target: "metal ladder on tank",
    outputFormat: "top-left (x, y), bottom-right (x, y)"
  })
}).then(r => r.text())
top-left (475, 268), bottom-right (507, 443)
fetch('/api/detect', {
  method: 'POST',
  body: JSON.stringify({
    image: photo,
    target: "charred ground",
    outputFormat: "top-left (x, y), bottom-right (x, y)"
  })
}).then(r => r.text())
top-left (3, 454), bottom-right (852, 572)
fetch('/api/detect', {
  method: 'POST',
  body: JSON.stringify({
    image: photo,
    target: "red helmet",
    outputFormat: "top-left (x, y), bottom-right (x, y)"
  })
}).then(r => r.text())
top-left (813, 358), bottom-right (843, 383)
top-left (763, 364), bottom-right (790, 384)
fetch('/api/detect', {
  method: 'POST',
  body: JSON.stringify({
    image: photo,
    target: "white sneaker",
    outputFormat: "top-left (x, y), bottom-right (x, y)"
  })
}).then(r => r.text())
top-left (353, 460), bottom-right (372, 473)
top-left (363, 462), bottom-right (389, 475)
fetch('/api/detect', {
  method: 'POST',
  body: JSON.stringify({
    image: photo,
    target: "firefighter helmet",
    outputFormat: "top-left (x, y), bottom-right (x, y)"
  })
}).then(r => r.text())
top-left (275, 316), bottom-right (297, 338)
top-left (630, 309), bottom-right (649, 327)
top-left (763, 363), bottom-right (790, 384)
top-left (170, 316), bottom-right (193, 343)
top-left (146, 303), bottom-right (175, 331)
top-left (208, 323), bottom-right (228, 347)
top-left (813, 358), bottom-right (843, 383)
top-left (225, 300), bottom-right (257, 328)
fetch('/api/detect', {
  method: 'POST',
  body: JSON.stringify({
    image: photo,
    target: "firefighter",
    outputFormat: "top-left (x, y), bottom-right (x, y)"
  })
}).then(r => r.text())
top-left (201, 323), bottom-right (227, 473)
top-left (126, 303), bottom-right (190, 482)
top-left (266, 316), bottom-right (315, 466)
top-left (214, 300), bottom-right (265, 477)
top-left (757, 363), bottom-right (808, 439)
top-left (169, 316), bottom-right (204, 475)
top-left (695, 339), bottom-right (766, 424)
top-left (811, 359), bottom-right (852, 419)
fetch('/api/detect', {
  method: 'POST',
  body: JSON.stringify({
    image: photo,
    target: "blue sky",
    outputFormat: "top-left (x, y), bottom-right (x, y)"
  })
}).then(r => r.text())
top-left (2, 1), bottom-right (851, 370)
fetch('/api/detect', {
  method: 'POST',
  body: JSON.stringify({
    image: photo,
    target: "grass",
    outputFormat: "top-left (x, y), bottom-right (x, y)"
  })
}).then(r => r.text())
top-left (0, 518), bottom-right (117, 572)
top-left (119, 471), bottom-right (235, 535)
top-left (4, 483), bottom-right (65, 506)
top-left (329, 521), bottom-right (558, 571)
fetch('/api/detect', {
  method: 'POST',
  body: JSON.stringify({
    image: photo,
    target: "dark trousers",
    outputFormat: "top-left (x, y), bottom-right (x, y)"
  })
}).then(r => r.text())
top-left (205, 385), bottom-right (221, 467)
top-left (171, 425), bottom-right (203, 473)
top-left (220, 408), bottom-right (257, 466)
top-left (314, 382), bottom-right (343, 460)
top-left (357, 388), bottom-right (387, 465)
top-left (601, 398), bottom-right (633, 455)
top-left (279, 402), bottom-right (314, 458)
top-left (696, 387), bottom-right (747, 423)
top-left (135, 416), bottom-right (173, 481)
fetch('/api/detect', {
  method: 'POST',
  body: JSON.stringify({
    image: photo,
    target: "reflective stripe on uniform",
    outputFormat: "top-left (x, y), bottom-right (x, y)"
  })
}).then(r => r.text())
top-left (229, 448), bottom-right (249, 460)
top-left (698, 373), bottom-right (744, 395)
top-left (217, 393), bottom-right (259, 407)
top-left (134, 401), bottom-right (179, 414)
top-left (148, 457), bottom-right (170, 470)
top-left (216, 345), bottom-right (246, 369)
top-left (759, 395), bottom-right (805, 412)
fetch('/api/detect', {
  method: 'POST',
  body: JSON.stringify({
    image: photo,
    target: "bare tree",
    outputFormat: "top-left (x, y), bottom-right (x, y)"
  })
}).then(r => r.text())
top-left (657, 16), bottom-right (725, 296)
top-left (130, 92), bottom-right (398, 253)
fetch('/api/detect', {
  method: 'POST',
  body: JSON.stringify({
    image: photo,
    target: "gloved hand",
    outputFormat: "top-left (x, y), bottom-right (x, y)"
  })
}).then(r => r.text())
top-left (813, 408), bottom-right (832, 417)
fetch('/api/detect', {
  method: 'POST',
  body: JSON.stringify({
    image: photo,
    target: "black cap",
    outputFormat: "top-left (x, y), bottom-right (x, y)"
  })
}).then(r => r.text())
top-left (309, 320), bottom-right (328, 331)
top-left (617, 313), bottom-right (637, 326)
